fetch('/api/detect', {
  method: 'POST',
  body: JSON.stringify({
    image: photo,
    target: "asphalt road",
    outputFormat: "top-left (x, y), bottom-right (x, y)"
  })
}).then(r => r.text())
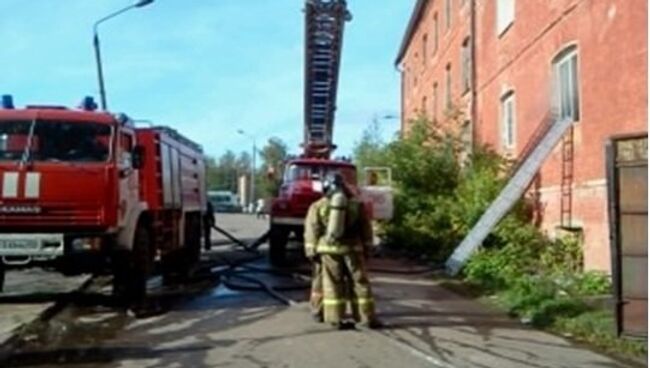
top-left (0, 214), bottom-right (642, 368)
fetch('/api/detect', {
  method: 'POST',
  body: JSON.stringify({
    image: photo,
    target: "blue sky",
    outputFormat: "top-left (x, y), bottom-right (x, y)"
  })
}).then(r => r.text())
top-left (0, 0), bottom-right (412, 159)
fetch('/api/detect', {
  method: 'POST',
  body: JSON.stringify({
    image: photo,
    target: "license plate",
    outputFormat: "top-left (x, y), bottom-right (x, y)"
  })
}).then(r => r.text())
top-left (0, 239), bottom-right (39, 251)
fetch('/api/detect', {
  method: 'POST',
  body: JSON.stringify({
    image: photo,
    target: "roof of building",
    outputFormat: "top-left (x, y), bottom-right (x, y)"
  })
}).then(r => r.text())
top-left (395, 0), bottom-right (429, 66)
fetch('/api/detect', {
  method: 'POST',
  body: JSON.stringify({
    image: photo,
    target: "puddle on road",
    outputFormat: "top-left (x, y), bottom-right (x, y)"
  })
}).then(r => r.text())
top-left (211, 284), bottom-right (242, 298)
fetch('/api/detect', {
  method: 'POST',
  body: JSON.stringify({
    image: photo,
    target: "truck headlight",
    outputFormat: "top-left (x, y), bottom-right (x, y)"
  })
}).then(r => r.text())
top-left (71, 237), bottom-right (102, 251)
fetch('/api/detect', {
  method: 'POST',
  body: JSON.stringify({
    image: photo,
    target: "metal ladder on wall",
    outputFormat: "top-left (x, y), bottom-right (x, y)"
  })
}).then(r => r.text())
top-left (303, 0), bottom-right (350, 157)
top-left (446, 117), bottom-right (575, 275)
top-left (560, 127), bottom-right (575, 228)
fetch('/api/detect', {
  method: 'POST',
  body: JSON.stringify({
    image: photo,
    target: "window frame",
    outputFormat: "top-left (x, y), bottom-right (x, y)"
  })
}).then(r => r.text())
top-left (433, 13), bottom-right (439, 56)
top-left (552, 46), bottom-right (580, 122)
top-left (496, 0), bottom-right (515, 36)
top-left (433, 82), bottom-right (439, 121)
top-left (422, 33), bottom-right (428, 65)
top-left (500, 91), bottom-right (516, 150)
top-left (461, 36), bottom-right (472, 94)
top-left (422, 95), bottom-right (428, 116)
top-left (445, 64), bottom-right (452, 110)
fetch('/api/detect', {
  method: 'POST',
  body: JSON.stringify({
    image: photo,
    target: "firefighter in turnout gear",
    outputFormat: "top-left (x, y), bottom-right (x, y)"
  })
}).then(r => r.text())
top-left (305, 195), bottom-right (325, 322)
top-left (304, 173), bottom-right (382, 329)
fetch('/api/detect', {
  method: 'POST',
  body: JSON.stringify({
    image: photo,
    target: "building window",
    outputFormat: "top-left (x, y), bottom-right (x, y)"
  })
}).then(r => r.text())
top-left (445, 64), bottom-right (452, 110)
top-left (501, 91), bottom-right (516, 149)
top-left (461, 37), bottom-right (472, 94)
top-left (433, 82), bottom-right (438, 121)
top-left (553, 46), bottom-right (580, 121)
top-left (445, 0), bottom-right (452, 30)
top-left (497, 0), bottom-right (515, 35)
top-left (422, 34), bottom-right (428, 65)
top-left (433, 13), bottom-right (439, 56)
top-left (461, 120), bottom-right (473, 161)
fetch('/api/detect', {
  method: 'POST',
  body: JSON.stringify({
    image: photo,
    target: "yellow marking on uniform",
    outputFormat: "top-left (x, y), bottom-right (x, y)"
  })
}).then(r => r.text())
top-left (323, 299), bottom-right (346, 306)
top-left (316, 245), bottom-right (350, 254)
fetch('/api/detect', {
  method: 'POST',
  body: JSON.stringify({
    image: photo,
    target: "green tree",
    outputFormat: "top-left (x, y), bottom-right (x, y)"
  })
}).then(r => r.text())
top-left (352, 119), bottom-right (388, 177)
top-left (205, 150), bottom-right (245, 193)
top-left (258, 137), bottom-right (289, 198)
top-left (205, 156), bottom-right (220, 190)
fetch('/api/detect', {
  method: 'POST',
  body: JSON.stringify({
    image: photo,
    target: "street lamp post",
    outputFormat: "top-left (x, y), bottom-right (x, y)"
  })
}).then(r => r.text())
top-left (370, 113), bottom-right (400, 140)
top-left (93, 0), bottom-right (155, 110)
top-left (238, 130), bottom-right (257, 212)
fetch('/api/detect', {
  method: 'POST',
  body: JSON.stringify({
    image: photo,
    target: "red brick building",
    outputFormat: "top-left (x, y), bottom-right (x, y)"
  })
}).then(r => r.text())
top-left (396, 0), bottom-right (647, 271)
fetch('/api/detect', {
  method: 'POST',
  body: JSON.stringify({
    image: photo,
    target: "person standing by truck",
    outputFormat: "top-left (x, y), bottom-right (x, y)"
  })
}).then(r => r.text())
top-left (304, 173), bottom-right (382, 329)
top-left (204, 201), bottom-right (215, 251)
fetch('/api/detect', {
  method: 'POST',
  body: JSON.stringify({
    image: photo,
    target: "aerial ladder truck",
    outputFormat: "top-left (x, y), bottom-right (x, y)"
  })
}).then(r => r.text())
top-left (268, 0), bottom-right (355, 266)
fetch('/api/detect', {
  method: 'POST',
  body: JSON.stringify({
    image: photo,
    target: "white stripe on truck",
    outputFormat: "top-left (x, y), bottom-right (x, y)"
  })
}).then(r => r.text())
top-left (2, 172), bottom-right (18, 198)
top-left (24, 173), bottom-right (41, 199)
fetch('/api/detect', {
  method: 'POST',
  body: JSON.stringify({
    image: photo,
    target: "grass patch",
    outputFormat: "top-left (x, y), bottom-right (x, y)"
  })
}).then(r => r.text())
top-left (551, 310), bottom-right (647, 360)
top-left (439, 279), bottom-right (648, 362)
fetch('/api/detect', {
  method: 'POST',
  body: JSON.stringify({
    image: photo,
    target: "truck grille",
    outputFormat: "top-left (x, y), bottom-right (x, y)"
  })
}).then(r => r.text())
top-left (293, 194), bottom-right (320, 214)
top-left (0, 207), bottom-right (103, 227)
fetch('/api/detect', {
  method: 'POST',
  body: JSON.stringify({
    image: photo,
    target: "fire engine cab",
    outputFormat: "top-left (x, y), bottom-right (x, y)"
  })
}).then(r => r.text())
top-left (0, 95), bottom-right (207, 300)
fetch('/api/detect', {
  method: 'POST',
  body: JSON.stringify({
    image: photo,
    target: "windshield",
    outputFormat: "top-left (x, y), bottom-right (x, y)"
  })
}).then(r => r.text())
top-left (284, 164), bottom-right (357, 185)
top-left (0, 120), bottom-right (112, 163)
top-left (209, 195), bottom-right (232, 203)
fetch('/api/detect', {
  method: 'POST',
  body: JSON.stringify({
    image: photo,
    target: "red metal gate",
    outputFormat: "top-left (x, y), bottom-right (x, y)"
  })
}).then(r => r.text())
top-left (606, 134), bottom-right (647, 338)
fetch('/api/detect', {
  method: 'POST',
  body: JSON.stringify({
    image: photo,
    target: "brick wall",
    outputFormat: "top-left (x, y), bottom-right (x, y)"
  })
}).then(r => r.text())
top-left (397, 0), bottom-right (647, 271)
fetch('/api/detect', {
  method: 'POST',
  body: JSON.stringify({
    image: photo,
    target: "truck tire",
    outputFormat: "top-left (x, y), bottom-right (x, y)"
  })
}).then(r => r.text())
top-left (111, 249), bottom-right (131, 304)
top-left (162, 213), bottom-right (201, 285)
top-left (112, 225), bottom-right (153, 305)
top-left (185, 214), bottom-right (202, 266)
top-left (130, 225), bottom-right (153, 303)
top-left (269, 225), bottom-right (289, 267)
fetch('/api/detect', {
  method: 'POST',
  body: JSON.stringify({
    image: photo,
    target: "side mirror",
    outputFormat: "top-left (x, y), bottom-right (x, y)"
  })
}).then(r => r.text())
top-left (132, 145), bottom-right (145, 170)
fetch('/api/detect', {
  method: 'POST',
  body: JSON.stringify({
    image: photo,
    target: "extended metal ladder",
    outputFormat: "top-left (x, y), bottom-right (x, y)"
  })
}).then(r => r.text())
top-left (446, 117), bottom-right (575, 275)
top-left (304, 0), bottom-right (351, 157)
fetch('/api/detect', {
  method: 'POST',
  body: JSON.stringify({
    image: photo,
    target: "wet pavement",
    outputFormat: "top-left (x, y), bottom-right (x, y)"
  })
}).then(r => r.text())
top-left (0, 214), bottom-right (644, 368)
top-left (0, 269), bottom-right (90, 349)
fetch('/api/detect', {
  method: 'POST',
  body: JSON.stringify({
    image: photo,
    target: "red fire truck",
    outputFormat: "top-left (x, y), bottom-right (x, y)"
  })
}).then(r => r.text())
top-left (0, 95), bottom-right (207, 300)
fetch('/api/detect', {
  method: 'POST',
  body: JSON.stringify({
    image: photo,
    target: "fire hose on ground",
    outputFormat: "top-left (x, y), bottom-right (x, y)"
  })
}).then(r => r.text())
top-left (206, 224), bottom-right (442, 306)
top-left (205, 224), bottom-right (309, 306)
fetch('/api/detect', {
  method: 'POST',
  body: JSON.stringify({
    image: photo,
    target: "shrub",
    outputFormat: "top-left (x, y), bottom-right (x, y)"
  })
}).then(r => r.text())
top-left (352, 114), bottom-right (627, 357)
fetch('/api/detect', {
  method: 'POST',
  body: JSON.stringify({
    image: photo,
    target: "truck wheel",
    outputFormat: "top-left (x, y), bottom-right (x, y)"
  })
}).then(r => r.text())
top-left (185, 214), bottom-right (202, 265)
top-left (111, 250), bottom-right (131, 304)
top-left (130, 225), bottom-right (153, 303)
top-left (269, 225), bottom-right (289, 267)
top-left (163, 214), bottom-right (201, 285)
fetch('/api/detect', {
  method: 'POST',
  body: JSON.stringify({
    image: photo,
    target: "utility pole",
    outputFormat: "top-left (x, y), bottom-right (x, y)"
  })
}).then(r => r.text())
top-left (92, 0), bottom-right (155, 110)
top-left (238, 130), bottom-right (257, 211)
